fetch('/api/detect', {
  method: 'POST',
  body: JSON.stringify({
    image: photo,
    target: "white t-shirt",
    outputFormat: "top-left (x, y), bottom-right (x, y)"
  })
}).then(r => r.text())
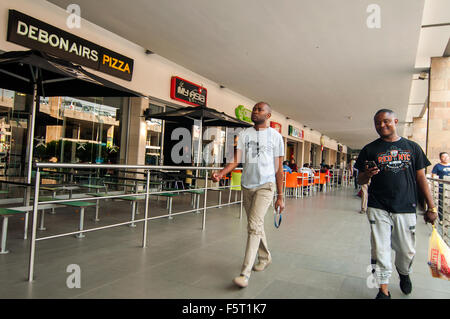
top-left (299, 167), bottom-right (314, 177)
top-left (237, 126), bottom-right (284, 188)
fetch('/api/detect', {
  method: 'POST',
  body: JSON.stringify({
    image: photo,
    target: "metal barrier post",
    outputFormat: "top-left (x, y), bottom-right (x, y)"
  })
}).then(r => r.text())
top-left (202, 171), bottom-right (208, 230)
top-left (142, 169), bottom-right (150, 248)
top-left (239, 188), bottom-right (243, 219)
top-left (28, 169), bottom-right (40, 282)
top-left (444, 182), bottom-right (449, 244)
top-left (0, 217), bottom-right (9, 254)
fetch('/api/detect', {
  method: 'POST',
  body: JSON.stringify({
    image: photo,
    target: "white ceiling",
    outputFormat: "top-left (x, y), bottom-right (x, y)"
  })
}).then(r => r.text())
top-left (406, 0), bottom-right (450, 138)
top-left (47, 0), bottom-right (430, 149)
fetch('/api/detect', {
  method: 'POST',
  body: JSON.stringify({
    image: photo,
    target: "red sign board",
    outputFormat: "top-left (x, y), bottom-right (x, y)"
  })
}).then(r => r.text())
top-left (270, 121), bottom-right (282, 134)
top-left (170, 76), bottom-right (207, 107)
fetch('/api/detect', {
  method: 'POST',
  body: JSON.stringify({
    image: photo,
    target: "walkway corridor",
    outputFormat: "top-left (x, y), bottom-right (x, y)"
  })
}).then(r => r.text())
top-left (1, 187), bottom-right (449, 299)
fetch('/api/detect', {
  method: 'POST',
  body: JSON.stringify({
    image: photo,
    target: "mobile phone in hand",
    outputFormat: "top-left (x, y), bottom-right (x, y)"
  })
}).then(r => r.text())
top-left (366, 160), bottom-right (377, 169)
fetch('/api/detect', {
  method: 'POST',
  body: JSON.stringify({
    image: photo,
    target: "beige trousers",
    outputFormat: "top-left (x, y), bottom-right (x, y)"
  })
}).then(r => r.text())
top-left (240, 182), bottom-right (275, 278)
top-left (361, 183), bottom-right (369, 212)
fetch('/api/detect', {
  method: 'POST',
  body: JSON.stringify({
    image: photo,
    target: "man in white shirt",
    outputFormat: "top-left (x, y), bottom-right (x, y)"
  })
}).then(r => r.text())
top-left (212, 102), bottom-right (285, 288)
top-left (300, 163), bottom-right (314, 177)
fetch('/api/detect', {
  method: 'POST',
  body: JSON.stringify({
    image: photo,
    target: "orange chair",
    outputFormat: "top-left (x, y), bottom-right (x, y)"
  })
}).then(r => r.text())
top-left (302, 173), bottom-right (313, 196)
top-left (313, 172), bottom-right (320, 193)
top-left (285, 172), bottom-right (299, 198)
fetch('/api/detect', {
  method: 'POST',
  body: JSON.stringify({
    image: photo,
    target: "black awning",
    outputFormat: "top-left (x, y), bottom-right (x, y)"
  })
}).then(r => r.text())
top-left (146, 105), bottom-right (252, 128)
top-left (0, 50), bottom-right (143, 97)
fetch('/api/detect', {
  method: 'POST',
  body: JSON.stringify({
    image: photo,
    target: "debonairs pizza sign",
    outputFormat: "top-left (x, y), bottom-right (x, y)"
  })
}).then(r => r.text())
top-left (235, 105), bottom-right (252, 123)
top-left (7, 10), bottom-right (134, 81)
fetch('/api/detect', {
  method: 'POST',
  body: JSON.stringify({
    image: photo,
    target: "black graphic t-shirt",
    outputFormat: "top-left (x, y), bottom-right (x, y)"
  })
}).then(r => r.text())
top-left (355, 137), bottom-right (431, 213)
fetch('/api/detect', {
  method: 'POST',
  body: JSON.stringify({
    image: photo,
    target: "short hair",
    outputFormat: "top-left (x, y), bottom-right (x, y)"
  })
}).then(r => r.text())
top-left (283, 161), bottom-right (289, 165)
top-left (255, 101), bottom-right (272, 114)
top-left (440, 152), bottom-right (449, 158)
top-left (374, 109), bottom-right (396, 119)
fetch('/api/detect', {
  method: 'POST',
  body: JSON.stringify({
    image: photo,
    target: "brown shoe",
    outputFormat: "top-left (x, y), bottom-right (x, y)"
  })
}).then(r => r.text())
top-left (233, 275), bottom-right (249, 288)
top-left (253, 258), bottom-right (272, 272)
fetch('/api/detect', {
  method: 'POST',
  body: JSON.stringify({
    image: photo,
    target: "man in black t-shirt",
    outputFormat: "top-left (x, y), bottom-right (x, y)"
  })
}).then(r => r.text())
top-left (355, 109), bottom-right (437, 299)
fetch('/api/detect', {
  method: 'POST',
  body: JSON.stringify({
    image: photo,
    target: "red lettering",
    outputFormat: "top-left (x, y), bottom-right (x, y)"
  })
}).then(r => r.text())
top-left (406, 154), bottom-right (410, 161)
top-left (378, 157), bottom-right (383, 163)
top-left (429, 248), bottom-right (440, 276)
top-left (440, 254), bottom-right (450, 278)
top-left (431, 248), bottom-right (439, 264)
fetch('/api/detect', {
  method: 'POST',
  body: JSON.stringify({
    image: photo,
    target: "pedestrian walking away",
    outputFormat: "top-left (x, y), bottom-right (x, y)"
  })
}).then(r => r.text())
top-left (431, 152), bottom-right (450, 224)
top-left (355, 109), bottom-right (437, 299)
top-left (360, 179), bottom-right (370, 214)
top-left (211, 101), bottom-right (285, 288)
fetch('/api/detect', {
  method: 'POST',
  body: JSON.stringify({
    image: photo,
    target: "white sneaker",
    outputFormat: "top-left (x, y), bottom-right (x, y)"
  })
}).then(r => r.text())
top-left (233, 275), bottom-right (249, 288)
top-left (253, 258), bottom-right (272, 272)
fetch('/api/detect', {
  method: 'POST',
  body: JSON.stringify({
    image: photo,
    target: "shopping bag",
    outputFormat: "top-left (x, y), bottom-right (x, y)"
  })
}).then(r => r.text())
top-left (427, 225), bottom-right (450, 280)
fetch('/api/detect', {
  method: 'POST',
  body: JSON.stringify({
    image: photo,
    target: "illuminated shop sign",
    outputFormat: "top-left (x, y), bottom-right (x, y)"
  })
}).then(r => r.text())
top-left (7, 10), bottom-right (134, 81)
top-left (288, 125), bottom-right (303, 139)
top-left (270, 121), bottom-right (282, 134)
top-left (170, 76), bottom-right (207, 106)
top-left (235, 105), bottom-right (252, 123)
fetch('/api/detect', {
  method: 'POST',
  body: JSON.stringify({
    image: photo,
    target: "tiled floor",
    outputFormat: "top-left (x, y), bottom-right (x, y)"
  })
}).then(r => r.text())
top-left (0, 186), bottom-right (449, 299)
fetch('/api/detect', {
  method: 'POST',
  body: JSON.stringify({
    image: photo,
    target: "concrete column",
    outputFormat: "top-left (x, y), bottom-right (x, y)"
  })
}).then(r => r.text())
top-left (409, 116), bottom-right (427, 151)
top-left (127, 97), bottom-right (148, 166)
top-left (427, 57), bottom-right (450, 169)
top-left (299, 141), bottom-right (304, 168)
top-left (303, 141), bottom-right (311, 165)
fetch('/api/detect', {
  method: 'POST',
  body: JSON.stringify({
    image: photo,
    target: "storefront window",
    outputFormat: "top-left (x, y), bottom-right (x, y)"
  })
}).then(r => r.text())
top-left (145, 104), bottom-right (163, 165)
top-left (34, 96), bottom-right (125, 165)
top-left (0, 89), bottom-right (28, 178)
top-left (0, 88), bottom-right (128, 179)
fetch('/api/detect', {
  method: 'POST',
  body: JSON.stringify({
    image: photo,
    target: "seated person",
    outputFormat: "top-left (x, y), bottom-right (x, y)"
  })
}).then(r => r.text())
top-left (283, 161), bottom-right (292, 173)
top-left (289, 159), bottom-right (298, 172)
top-left (300, 163), bottom-right (314, 176)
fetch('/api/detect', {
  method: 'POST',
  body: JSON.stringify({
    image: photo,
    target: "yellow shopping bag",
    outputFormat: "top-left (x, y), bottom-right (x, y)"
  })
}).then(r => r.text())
top-left (428, 225), bottom-right (450, 280)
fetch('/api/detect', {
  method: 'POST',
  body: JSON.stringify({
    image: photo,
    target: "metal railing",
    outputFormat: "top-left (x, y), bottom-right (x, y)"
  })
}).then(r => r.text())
top-left (27, 163), bottom-right (243, 282)
top-left (427, 177), bottom-right (450, 245)
top-left (329, 169), bottom-right (351, 189)
top-left (26, 164), bottom-right (353, 281)
top-left (282, 169), bottom-right (352, 197)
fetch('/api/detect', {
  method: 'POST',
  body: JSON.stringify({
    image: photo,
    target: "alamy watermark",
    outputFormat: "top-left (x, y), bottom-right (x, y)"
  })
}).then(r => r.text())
top-left (66, 264), bottom-right (81, 288)
top-left (66, 4), bottom-right (81, 29)
top-left (366, 4), bottom-right (381, 29)
top-left (168, 126), bottom-right (280, 172)
top-left (366, 264), bottom-right (381, 289)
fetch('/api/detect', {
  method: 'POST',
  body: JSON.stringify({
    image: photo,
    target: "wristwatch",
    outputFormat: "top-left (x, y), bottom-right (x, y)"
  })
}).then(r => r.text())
top-left (428, 207), bottom-right (438, 213)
